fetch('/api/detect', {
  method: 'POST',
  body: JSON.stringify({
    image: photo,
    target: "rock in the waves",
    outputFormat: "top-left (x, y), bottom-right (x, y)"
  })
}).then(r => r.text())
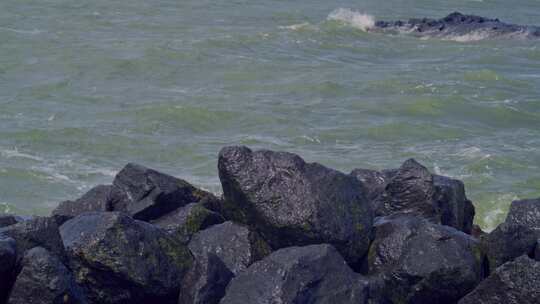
top-left (353, 159), bottom-right (474, 233)
top-left (218, 146), bottom-right (373, 269)
top-left (151, 203), bottom-right (225, 244)
top-left (0, 215), bottom-right (23, 228)
top-left (458, 255), bottom-right (540, 304)
top-left (52, 185), bottom-right (113, 225)
top-left (8, 247), bottom-right (87, 304)
top-left (481, 198), bottom-right (540, 269)
top-left (109, 163), bottom-right (219, 222)
top-left (0, 236), bottom-right (17, 303)
top-left (220, 244), bottom-right (369, 304)
top-left (367, 214), bottom-right (484, 304)
top-left (60, 212), bottom-right (192, 304)
top-left (179, 221), bottom-right (271, 304)
top-left (0, 216), bottom-right (66, 264)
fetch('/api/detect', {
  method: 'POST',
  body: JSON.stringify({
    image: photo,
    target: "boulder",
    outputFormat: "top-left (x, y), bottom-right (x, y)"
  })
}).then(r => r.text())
top-left (481, 198), bottom-right (540, 269)
top-left (52, 185), bottom-right (113, 225)
top-left (179, 221), bottom-right (271, 304)
top-left (220, 244), bottom-right (369, 304)
top-left (109, 163), bottom-right (218, 222)
top-left (0, 216), bottom-right (65, 264)
top-left (355, 159), bottom-right (474, 233)
top-left (0, 236), bottom-right (17, 303)
top-left (218, 146), bottom-right (373, 269)
top-left (60, 212), bottom-right (193, 304)
top-left (8, 247), bottom-right (87, 304)
top-left (458, 255), bottom-right (540, 304)
top-left (151, 203), bottom-right (225, 244)
top-left (367, 214), bottom-right (484, 304)
top-left (0, 215), bottom-right (23, 228)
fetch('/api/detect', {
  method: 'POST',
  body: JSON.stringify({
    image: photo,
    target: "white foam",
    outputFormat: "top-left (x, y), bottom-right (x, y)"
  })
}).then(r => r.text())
top-left (327, 8), bottom-right (375, 31)
top-left (0, 147), bottom-right (43, 162)
top-left (278, 22), bottom-right (313, 31)
top-left (445, 31), bottom-right (492, 42)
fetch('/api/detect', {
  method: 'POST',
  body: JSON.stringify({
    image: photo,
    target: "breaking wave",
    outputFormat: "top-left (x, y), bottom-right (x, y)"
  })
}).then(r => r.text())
top-left (327, 8), bottom-right (375, 31)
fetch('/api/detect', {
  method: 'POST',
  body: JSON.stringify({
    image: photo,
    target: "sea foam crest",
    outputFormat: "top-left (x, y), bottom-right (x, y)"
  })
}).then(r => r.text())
top-left (327, 8), bottom-right (375, 31)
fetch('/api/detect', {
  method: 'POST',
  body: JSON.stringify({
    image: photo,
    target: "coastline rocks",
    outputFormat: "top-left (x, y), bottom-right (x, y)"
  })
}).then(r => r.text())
top-left (0, 216), bottom-right (66, 264)
top-left (109, 163), bottom-right (218, 222)
top-left (0, 215), bottom-right (23, 228)
top-left (179, 221), bottom-right (270, 304)
top-left (367, 214), bottom-right (484, 304)
top-left (0, 236), bottom-right (17, 303)
top-left (52, 185), bottom-right (113, 225)
top-left (220, 244), bottom-right (369, 304)
top-left (481, 198), bottom-right (540, 269)
top-left (353, 159), bottom-right (474, 233)
top-left (59, 212), bottom-right (193, 304)
top-left (7, 247), bottom-right (87, 304)
top-left (458, 255), bottom-right (540, 304)
top-left (218, 146), bottom-right (373, 269)
top-left (151, 203), bottom-right (225, 244)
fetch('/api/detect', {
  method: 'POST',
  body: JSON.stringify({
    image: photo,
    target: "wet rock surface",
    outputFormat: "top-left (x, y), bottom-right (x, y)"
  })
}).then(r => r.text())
top-left (60, 212), bottom-right (193, 304)
top-left (0, 146), bottom-right (539, 304)
top-left (458, 255), bottom-right (540, 304)
top-left (373, 12), bottom-right (540, 39)
top-left (367, 214), bottom-right (484, 304)
top-left (220, 244), bottom-right (369, 304)
top-left (481, 198), bottom-right (540, 269)
top-left (8, 247), bottom-right (87, 304)
top-left (218, 146), bottom-right (373, 269)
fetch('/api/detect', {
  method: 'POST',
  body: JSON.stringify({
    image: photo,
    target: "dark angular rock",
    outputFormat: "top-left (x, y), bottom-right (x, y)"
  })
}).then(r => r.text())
top-left (0, 215), bottom-right (23, 228)
top-left (0, 216), bottom-right (66, 264)
top-left (8, 247), bottom-right (87, 304)
top-left (0, 236), bottom-right (17, 303)
top-left (218, 146), bottom-right (373, 269)
top-left (361, 159), bottom-right (474, 233)
top-left (60, 212), bottom-right (193, 304)
top-left (481, 198), bottom-right (540, 269)
top-left (52, 185), bottom-right (113, 225)
top-left (458, 255), bottom-right (540, 304)
top-left (151, 203), bottom-right (225, 243)
top-left (220, 244), bottom-right (369, 304)
top-left (179, 221), bottom-right (271, 304)
top-left (109, 163), bottom-right (218, 222)
top-left (367, 214), bottom-right (484, 304)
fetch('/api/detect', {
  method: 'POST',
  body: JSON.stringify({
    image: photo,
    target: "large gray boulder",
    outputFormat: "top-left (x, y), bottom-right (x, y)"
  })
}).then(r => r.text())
top-left (352, 159), bottom-right (474, 233)
top-left (220, 244), bottom-right (369, 304)
top-left (0, 236), bottom-right (17, 303)
top-left (367, 214), bottom-right (484, 304)
top-left (0, 216), bottom-right (66, 264)
top-left (481, 198), bottom-right (540, 269)
top-left (8, 247), bottom-right (87, 304)
top-left (52, 185), bottom-right (113, 225)
top-left (109, 163), bottom-right (219, 222)
top-left (179, 221), bottom-right (271, 304)
top-left (60, 212), bottom-right (193, 304)
top-left (458, 255), bottom-right (540, 304)
top-left (218, 146), bottom-right (373, 269)
top-left (151, 203), bottom-right (225, 244)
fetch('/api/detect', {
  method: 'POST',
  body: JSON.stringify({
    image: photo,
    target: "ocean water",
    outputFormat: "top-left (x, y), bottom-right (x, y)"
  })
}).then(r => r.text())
top-left (1, 0), bottom-right (539, 231)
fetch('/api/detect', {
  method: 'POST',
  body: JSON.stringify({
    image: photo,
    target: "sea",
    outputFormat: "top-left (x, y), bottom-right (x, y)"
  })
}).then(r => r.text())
top-left (1, 0), bottom-right (539, 231)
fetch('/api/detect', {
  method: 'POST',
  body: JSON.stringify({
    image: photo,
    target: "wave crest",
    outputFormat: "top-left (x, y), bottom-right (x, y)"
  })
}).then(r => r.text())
top-left (327, 8), bottom-right (375, 31)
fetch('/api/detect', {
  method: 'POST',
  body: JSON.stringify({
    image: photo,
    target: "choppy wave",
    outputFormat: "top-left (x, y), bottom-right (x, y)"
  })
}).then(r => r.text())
top-left (327, 8), bottom-right (375, 31)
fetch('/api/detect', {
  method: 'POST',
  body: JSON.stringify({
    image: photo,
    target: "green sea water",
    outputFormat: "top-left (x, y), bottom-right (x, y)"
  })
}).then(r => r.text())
top-left (1, 0), bottom-right (539, 231)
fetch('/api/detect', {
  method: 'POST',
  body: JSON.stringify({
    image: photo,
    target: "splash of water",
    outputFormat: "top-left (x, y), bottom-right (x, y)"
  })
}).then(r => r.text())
top-left (327, 8), bottom-right (375, 31)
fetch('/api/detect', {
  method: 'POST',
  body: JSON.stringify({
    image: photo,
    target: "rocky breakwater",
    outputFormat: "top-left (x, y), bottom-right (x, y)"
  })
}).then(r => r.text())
top-left (0, 145), bottom-right (539, 304)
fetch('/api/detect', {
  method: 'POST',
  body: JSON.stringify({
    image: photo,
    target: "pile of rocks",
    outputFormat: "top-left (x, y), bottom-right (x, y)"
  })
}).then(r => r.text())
top-left (0, 146), bottom-right (538, 304)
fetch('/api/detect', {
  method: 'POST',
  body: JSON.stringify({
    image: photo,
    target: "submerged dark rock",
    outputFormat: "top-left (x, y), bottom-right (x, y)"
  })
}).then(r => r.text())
top-left (52, 185), bottom-right (113, 225)
top-left (458, 255), bottom-right (540, 304)
top-left (60, 212), bottom-right (193, 304)
top-left (367, 214), bottom-right (484, 304)
top-left (220, 244), bottom-right (369, 304)
top-left (179, 221), bottom-right (270, 304)
top-left (0, 215), bottom-right (23, 228)
top-left (151, 203), bottom-right (225, 244)
top-left (8, 247), bottom-right (87, 304)
top-left (481, 198), bottom-right (540, 269)
top-left (354, 159), bottom-right (474, 233)
top-left (0, 236), bottom-right (17, 303)
top-left (218, 146), bottom-right (373, 269)
top-left (373, 12), bottom-right (540, 40)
